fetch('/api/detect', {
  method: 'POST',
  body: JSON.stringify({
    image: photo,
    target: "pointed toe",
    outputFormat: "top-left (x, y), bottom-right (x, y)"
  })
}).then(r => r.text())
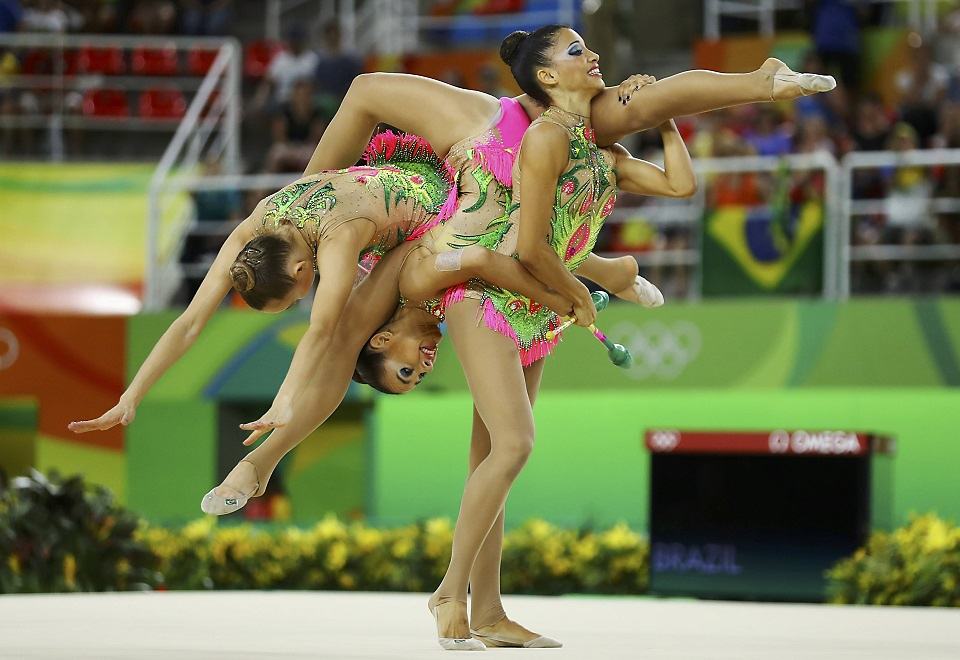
top-left (525, 635), bottom-right (563, 648)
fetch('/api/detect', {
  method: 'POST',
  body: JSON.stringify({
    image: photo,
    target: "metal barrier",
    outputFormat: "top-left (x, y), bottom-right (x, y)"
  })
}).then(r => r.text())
top-left (0, 33), bottom-right (241, 161)
top-left (143, 37), bottom-right (241, 309)
top-left (839, 148), bottom-right (960, 299)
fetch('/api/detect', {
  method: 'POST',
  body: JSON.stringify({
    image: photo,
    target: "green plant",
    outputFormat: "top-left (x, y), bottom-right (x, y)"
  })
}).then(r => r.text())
top-left (826, 514), bottom-right (960, 606)
top-left (0, 470), bottom-right (157, 593)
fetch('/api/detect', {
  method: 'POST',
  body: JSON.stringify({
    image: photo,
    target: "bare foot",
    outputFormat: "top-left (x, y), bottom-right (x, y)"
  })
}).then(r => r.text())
top-left (213, 459), bottom-right (262, 500)
top-left (764, 57), bottom-right (836, 101)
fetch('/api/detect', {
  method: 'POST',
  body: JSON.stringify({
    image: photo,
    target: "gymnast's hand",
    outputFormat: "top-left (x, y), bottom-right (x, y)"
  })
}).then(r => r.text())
top-left (68, 398), bottom-right (136, 433)
top-left (239, 402), bottom-right (292, 435)
top-left (571, 286), bottom-right (598, 327)
top-left (241, 427), bottom-right (270, 447)
top-left (617, 73), bottom-right (657, 105)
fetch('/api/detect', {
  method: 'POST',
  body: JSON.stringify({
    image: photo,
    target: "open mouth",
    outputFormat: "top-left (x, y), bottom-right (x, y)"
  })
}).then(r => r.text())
top-left (420, 345), bottom-right (437, 361)
top-left (588, 65), bottom-right (602, 77)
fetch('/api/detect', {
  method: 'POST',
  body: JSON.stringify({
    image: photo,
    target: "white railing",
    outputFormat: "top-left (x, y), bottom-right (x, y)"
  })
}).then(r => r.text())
top-left (149, 146), bottom-right (960, 307)
top-left (144, 37), bottom-right (242, 309)
top-left (839, 148), bottom-right (960, 299)
top-left (704, 0), bottom-right (952, 40)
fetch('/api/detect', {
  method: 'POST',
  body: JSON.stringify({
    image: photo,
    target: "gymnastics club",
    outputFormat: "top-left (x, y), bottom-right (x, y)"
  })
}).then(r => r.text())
top-left (589, 325), bottom-right (633, 369)
top-left (545, 291), bottom-right (609, 340)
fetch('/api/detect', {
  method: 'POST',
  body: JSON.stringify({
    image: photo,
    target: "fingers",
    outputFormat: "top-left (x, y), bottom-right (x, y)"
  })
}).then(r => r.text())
top-left (239, 419), bottom-right (285, 431)
top-left (68, 415), bottom-right (113, 434)
top-left (243, 428), bottom-right (268, 446)
top-left (620, 74), bottom-right (657, 104)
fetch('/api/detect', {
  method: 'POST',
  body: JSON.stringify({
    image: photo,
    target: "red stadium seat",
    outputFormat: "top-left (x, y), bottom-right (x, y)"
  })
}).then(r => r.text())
top-left (82, 89), bottom-right (130, 118)
top-left (77, 47), bottom-right (125, 75)
top-left (131, 45), bottom-right (179, 76)
top-left (20, 49), bottom-right (53, 75)
top-left (187, 48), bottom-right (219, 76)
top-left (139, 88), bottom-right (187, 120)
top-left (244, 40), bottom-right (282, 78)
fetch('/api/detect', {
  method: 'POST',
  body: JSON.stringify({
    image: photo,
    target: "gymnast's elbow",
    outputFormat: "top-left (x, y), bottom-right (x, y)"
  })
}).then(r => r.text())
top-left (344, 73), bottom-right (380, 109)
top-left (461, 245), bottom-right (492, 274)
top-left (671, 178), bottom-right (698, 198)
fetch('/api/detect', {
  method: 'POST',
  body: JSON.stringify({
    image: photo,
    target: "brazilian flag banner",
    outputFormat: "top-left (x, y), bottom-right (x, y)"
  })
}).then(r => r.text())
top-left (701, 167), bottom-right (824, 297)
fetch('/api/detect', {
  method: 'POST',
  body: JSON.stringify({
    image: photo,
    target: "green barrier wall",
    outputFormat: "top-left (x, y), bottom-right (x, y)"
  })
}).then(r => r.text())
top-left (419, 298), bottom-right (960, 391)
top-left (372, 297), bottom-right (960, 529)
top-left (373, 389), bottom-right (960, 530)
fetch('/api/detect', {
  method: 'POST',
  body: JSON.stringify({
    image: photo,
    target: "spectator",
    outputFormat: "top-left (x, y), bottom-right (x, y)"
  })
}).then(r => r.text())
top-left (21, 0), bottom-right (67, 32)
top-left (0, 0), bottom-right (22, 33)
top-left (851, 93), bottom-right (892, 151)
top-left (809, 0), bottom-right (864, 90)
top-left (265, 79), bottom-right (327, 173)
top-left (192, 157), bottom-right (243, 225)
top-left (127, 0), bottom-right (177, 34)
top-left (794, 115), bottom-right (835, 155)
top-left (178, 157), bottom-right (243, 302)
top-left (883, 123), bottom-right (935, 245)
top-left (896, 43), bottom-right (949, 147)
top-left (255, 27), bottom-right (319, 112)
top-left (180, 0), bottom-right (232, 36)
top-left (314, 21), bottom-right (362, 104)
top-left (745, 106), bottom-right (793, 156)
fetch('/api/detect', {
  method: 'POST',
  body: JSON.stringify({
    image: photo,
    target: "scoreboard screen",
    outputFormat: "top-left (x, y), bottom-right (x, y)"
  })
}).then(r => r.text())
top-left (647, 429), bottom-right (893, 601)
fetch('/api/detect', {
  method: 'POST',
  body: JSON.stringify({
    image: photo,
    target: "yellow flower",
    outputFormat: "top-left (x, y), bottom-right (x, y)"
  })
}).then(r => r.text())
top-left (64, 554), bottom-right (77, 589)
top-left (392, 537), bottom-right (414, 559)
top-left (600, 523), bottom-right (641, 551)
top-left (338, 573), bottom-right (356, 589)
top-left (326, 542), bottom-right (348, 571)
top-left (922, 518), bottom-right (950, 553)
top-left (182, 517), bottom-right (215, 542)
top-left (315, 515), bottom-right (347, 540)
top-left (8, 555), bottom-right (20, 575)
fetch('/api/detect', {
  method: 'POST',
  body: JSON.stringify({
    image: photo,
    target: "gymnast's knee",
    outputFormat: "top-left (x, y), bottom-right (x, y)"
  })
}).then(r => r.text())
top-left (491, 431), bottom-right (534, 477)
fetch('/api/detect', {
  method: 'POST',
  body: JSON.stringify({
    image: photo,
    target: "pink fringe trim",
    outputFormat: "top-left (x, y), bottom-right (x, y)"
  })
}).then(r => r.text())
top-left (405, 181), bottom-right (459, 242)
top-left (440, 282), bottom-right (467, 312)
top-left (472, 141), bottom-right (514, 187)
top-left (479, 298), bottom-right (560, 367)
top-left (363, 130), bottom-right (460, 242)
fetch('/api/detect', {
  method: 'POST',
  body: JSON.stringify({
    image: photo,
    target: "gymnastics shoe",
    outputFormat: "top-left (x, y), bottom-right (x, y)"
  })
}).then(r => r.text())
top-left (766, 58), bottom-right (836, 100)
top-left (200, 459), bottom-right (260, 516)
top-left (470, 623), bottom-right (563, 649)
top-left (431, 601), bottom-right (486, 651)
top-left (615, 275), bottom-right (664, 308)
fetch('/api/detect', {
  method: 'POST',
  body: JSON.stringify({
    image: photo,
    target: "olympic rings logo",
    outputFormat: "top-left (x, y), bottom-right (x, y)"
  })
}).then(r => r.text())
top-left (649, 430), bottom-right (680, 451)
top-left (608, 320), bottom-right (701, 380)
top-left (0, 327), bottom-right (19, 371)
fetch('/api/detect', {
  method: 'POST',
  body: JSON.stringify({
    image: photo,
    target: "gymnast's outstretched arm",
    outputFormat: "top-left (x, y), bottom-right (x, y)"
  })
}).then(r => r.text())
top-left (227, 244), bottom-right (417, 491)
top-left (68, 202), bottom-right (269, 434)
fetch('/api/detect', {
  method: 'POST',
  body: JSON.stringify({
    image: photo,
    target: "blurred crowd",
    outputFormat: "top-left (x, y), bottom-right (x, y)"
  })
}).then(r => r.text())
top-left (616, 1), bottom-right (960, 296)
top-left (0, 0), bottom-right (234, 36)
top-left (3, 0), bottom-right (959, 298)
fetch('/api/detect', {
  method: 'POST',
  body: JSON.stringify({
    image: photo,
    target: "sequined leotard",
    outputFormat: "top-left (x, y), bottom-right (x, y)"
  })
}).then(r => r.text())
top-left (413, 96), bottom-right (531, 311)
top-left (258, 132), bottom-right (457, 273)
top-left (433, 106), bottom-right (618, 365)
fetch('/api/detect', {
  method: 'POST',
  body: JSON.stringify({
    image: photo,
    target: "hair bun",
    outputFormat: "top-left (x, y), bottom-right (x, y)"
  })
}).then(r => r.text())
top-left (229, 261), bottom-right (256, 293)
top-left (499, 30), bottom-right (529, 66)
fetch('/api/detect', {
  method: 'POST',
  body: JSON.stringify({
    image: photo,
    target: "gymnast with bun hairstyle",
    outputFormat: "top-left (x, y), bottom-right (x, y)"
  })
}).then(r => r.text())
top-left (71, 28), bottom-right (834, 650)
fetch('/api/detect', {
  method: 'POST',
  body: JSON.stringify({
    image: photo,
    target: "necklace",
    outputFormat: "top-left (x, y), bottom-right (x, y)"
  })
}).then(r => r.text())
top-left (548, 105), bottom-right (590, 125)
